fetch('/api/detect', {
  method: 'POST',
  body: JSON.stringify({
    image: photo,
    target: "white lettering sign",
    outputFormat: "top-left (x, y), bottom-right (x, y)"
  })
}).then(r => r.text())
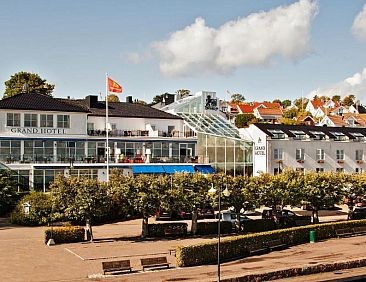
top-left (10, 128), bottom-right (66, 135)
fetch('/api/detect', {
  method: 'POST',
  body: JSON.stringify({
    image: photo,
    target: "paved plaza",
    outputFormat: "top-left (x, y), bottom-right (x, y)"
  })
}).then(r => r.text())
top-left (1, 210), bottom-right (366, 282)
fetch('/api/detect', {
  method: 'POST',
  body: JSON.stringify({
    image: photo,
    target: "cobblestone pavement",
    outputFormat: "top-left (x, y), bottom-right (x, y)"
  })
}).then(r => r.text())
top-left (1, 209), bottom-right (365, 282)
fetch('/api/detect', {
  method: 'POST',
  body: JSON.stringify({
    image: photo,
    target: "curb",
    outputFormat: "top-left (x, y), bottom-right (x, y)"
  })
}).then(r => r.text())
top-left (221, 257), bottom-right (366, 282)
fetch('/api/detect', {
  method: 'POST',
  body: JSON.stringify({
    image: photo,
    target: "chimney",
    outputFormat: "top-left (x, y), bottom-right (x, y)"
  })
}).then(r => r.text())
top-left (86, 95), bottom-right (98, 108)
top-left (126, 96), bottom-right (133, 103)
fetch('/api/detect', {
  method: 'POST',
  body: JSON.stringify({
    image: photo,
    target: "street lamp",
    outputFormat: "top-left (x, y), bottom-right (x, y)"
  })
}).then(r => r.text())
top-left (208, 179), bottom-right (230, 282)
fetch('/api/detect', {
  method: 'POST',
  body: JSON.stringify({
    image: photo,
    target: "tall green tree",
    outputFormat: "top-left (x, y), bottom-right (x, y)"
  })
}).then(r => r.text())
top-left (235, 114), bottom-right (256, 128)
top-left (342, 95), bottom-right (356, 106)
top-left (50, 175), bottom-right (109, 241)
top-left (281, 99), bottom-right (292, 108)
top-left (107, 94), bottom-right (120, 103)
top-left (4, 72), bottom-right (55, 99)
top-left (230, 93), bottom-right (245, 103)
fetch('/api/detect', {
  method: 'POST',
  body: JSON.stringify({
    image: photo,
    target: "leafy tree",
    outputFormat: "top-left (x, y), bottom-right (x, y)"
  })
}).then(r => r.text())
top-left (281, 99), bottom-right (292, 108)
top-left (235, 114), bottom-right (256, 128)
top-left (272, 99), bottom-right (281, 104)
top-left (319, 95), bottom-right (329, 101)
top-left (50, 175), bottom-right (109, 241)
top-left (231, 93), bottom-right (245, 103)
top-left (4, 72), bottom-right (55, 99)
top-left (176, 89), bottom-right (190, 98)
top-left (107, 94), bottom-right (120, 102)
top-left (152, 93), bottom-right (167, 104)
top-left (283, 108), bottom-right (299, 119)
top-left (342, 95), bottom-right (356, 106)
top-left (278, 117), bottom-right (299, 125)
top-left (0, 170), bottom-right (18, 215)
top-left (332, 95), bottom-right (341, 102)
top-left (134, 99), bottom-right (147, 105)
top-left (294, 98), bottom-right (308, 109)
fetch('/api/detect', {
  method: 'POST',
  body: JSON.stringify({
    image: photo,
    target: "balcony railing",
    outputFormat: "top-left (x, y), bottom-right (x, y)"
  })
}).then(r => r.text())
top-left (2, 154), bottom-right (198, 165)
top-left (87, 129), bottom-right (196, 138)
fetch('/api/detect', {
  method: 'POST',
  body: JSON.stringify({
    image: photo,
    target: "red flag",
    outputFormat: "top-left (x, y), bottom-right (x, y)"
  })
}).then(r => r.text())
top-left (108, 77), bottom-right (122, 93)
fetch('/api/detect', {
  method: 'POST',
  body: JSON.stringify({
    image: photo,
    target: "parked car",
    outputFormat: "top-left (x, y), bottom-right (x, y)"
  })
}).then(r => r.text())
top-left (350, 207), bottom-right (366, 220)
top-left (216, 211), bottom-right (252, 224)
top-left (198, 205), bottom-right (215, 219)
top-left (155, 208), bottom-right (192, 221)
top-left (262, 209), bottom-right (311, 227)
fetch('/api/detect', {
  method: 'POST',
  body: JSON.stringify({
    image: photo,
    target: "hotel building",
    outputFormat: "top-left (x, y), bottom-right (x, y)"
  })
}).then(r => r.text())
top-left (240, 123), bottom-right (366, 176)
top-left (0, 93), bottom-right (200, 191)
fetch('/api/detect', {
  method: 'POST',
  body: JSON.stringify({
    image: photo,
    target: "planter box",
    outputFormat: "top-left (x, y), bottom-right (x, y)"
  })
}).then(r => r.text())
top-left (357, 160), bottom-right (364, 164)
top-left (317, 160), bottom-right (324, 163)
top-left (337, 160), bottom-right (345, 164)
top-left (297, 160), bottom-right (304, 163)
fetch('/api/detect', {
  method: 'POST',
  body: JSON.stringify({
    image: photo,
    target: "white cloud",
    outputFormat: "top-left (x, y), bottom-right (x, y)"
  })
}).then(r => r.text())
top-left (352, 4), bottom-right (366, 41)
top-left (152, 0), bottom-right (318, 76)
top-left (308, 68), bottom-right (366, 102)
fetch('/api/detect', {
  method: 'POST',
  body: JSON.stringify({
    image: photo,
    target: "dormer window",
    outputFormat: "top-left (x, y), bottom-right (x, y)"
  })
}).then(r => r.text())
top-left (350, 132), bottom-right (365, 142)
top-left (290, 130), bottom-right (306, 140)
top-left (310, 131), bottom-right (325, 140)
top-left (268, 129), bottom-right (285, 139)
top-left (330, 132), bottom-right (347, 141)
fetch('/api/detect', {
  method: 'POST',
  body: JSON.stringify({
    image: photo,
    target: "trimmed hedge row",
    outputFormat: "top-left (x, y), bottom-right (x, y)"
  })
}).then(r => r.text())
top-left (44, 226), bottom-right (85, 244)
top-left (148, 223), bottom-right (188, 237)
top-left (196, 221), bottom-right (233, 235)
top-left (176, 219), bottom-right (366, 267)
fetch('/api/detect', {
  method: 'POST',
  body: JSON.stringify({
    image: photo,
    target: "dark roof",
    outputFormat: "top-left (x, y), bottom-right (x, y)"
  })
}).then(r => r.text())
top-left (0, 93), bottom-right (181, 120)
top-left (253, 123), bottom-right (366, 140)
top-left (0, 93), bottom-right (87, 112)
top-left (63, 97), bottom-right (182, 120)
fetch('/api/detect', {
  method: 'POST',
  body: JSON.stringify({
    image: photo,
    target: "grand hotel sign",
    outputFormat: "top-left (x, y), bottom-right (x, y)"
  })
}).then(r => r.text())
top-left (10, 127), bottom-right (67, 135)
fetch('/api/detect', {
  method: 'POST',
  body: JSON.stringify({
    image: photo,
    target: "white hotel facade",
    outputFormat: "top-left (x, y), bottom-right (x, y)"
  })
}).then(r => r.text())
top-left (0, 93), bottom-right (200, 191)
top-left (240, 123), bottom-right (366, 176)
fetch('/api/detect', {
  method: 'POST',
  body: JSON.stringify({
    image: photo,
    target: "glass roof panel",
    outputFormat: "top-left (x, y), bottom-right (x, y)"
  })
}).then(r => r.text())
top-left (290, 130), bottom-right (306, 135)
top-left (177, 113), bottom-right (241, 139)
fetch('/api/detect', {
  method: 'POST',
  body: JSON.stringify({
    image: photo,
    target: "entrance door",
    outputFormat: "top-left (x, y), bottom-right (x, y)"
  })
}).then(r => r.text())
top-left (97, 148), bottom-right (105, 162)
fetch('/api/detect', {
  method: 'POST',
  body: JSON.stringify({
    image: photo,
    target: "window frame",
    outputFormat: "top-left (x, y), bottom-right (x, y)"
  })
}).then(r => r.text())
top-left (40, 114), bottom-right (54, 128)
top-left (6, 113), bottom-right (21, 127)
top-left (24, 113), bottom-right (38, 127)
top-left (295, 148), bottom-right (305, 160)
top-left (57, 115), bottom-right (70, 128)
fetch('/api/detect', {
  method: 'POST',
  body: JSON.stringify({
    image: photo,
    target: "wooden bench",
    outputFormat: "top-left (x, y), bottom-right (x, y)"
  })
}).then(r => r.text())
top-left (353, 226), bottom-right (366, 236)
top-left (141, 256), bottom-right (170, 271)
top-left (248, 243), bottom-right (269, 256)
top-left (102, 260), bottom-right (132, 275)
top-left (335, 228), bottom-right (354, 238)
top-left (265, 239), bottom-right (287, 252)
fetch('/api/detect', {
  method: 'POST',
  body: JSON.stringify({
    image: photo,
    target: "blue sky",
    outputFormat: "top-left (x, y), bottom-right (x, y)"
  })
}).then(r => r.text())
top-left (1, 0), bottom-right (366, 103)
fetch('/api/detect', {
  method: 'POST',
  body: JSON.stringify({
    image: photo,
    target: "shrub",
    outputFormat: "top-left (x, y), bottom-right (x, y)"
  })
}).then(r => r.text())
top-left (242, 219), bottom-right (277, 233)
top-left (10, 192), bottom-right (54, 226)
top-left (196, 221), bottom-right (233, 235)
top-left (44, 226), bottom-right (85, 244)
top-left (176, 219), bottom-right (366, 267)
top-left (148, 223), bottom-right (188, 237)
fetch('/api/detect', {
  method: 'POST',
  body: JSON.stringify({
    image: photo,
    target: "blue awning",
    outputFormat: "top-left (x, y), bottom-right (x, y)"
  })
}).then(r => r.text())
top-left (163, 165), bottom-right (195, 174)
top-left (195, 165), bottom-right (215, 174)
top-left (132, 165), bottom-right (165, 174)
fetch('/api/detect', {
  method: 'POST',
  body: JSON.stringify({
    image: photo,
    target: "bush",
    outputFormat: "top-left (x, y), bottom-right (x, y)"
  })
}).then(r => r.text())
top-left (44, 226), bottom-right (85, 244)
top-left (242, 219), bottom-right (277, 233)
top-left (176, 219), bottom-right (366, 267)
top-left (196, 221), bottom-right (233, 235)
top-left (10, 192), bottom-right (54, 226)
top-left (148, 222), bottom-right (188, 237)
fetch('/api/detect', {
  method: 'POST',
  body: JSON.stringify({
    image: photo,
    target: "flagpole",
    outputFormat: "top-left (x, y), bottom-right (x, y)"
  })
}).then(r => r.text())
top-left (105, 73), bottom-right (109, 183)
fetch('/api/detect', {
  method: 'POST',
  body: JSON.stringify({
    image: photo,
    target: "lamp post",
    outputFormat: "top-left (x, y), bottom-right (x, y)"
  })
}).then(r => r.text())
top-left (208, 178), bottom-right (230, 282)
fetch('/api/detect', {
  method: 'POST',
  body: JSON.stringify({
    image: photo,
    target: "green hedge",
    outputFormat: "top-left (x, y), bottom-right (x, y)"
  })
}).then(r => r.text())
top-left (176, 219), bottom-right (366, 267)
top-left (196, 221), bottom-right (233, 235)
top-left (242, 219), bottom-right (277, 233)
top-left (44, 226), bottom-right (85, 244)
top-left (148, 222), bottom-right (188, 237)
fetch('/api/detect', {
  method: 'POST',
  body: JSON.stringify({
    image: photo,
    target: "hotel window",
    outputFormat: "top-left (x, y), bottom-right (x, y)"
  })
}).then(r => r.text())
top-left (274, 148), bottom-right (283, 160)
top-left (310, 131), bottom-right (325, 140)
top-left (24, 114), bottom-right (37, 127)
top-left (290, 130), bottom-right (306, 140)
top-left (331, 132), bottom-right (346, 141)
top-left (356, 150), bottom-right (363, 161)
top-left (356, 168), bottom-right (363, 174)
top-left (111, 123), bottom-right (117, 130)
top-left (296, 148), bottom-right (305, 160)
top-left (274, 168), bottom-right (282, 175)
top-left (268, 129), bottom-right (285, 139)
top-left (336, 168), bottom-right (344, 172)
top-left (40, 114), bottom-right (53, 128)
top-left (0, 140), bottom-right (21, 162)
top-left (6, 113), bottom-right (20, 127)
top-left (57, 115), bottom-right (70, 128)
top-left (336, 149), bottom-right (344, 160)
top-left (350, 132), bottom-right (365, 142)
top-left (316, 168), bottom-right (324, 173)
top-left (316, 149), bottom-right (325, 161)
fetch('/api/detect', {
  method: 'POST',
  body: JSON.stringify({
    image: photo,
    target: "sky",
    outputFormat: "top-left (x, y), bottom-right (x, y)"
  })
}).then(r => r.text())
top-left (1, 0), bottom-right (366, 103)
